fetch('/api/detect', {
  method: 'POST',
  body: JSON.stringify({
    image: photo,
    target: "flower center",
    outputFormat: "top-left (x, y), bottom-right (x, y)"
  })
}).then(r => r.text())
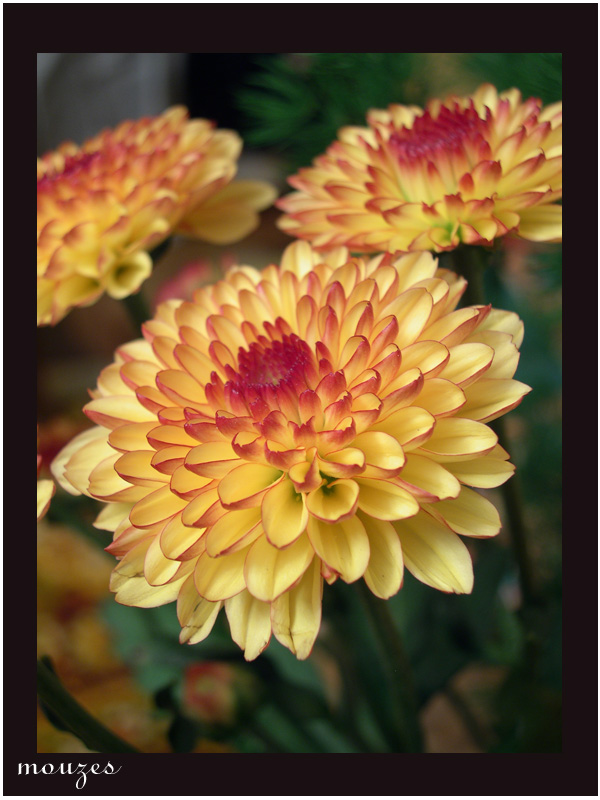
top-left (214, 332), bottom-right (317, 416)
top-left (388, 103), bottom-right (487, 162)
top-left (231, 333), bottom-right (313, 393)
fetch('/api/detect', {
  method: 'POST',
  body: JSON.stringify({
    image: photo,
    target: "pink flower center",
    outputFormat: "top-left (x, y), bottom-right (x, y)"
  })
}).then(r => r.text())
top-left (231, 333), bottom-right (313, 393)
top-left (388, 103), bottom-right (488, 163)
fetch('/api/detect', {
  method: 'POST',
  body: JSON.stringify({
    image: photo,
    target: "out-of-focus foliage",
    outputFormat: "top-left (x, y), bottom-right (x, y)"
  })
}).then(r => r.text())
top-left (462, 52), bottom-right (562, 105)
top-left (237, 52), bottom-right (562, 172)
top-left (237, 53), bottom-right (417, 170)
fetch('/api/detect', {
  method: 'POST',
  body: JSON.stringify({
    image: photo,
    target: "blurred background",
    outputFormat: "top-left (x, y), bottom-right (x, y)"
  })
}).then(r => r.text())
top-left (37, 53), bottom-right (561, 753)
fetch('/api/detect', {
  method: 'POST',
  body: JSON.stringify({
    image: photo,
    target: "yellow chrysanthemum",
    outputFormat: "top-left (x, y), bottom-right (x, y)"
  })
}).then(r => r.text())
top-left (277, 84), bottom-right (561, 253)
top-left (37, 106), bottom-right (276, 326)
top-left (37, 429), bottom-right (55, 521)
top-left (37, 470), bottom-right (55, 522)
top-left (52, 241), bottom-right (530, 661)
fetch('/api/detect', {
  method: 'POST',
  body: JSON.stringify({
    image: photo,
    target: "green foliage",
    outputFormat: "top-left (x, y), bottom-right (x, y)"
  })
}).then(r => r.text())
top-left (237, 53), bottom-right (417, 170)
top-left (237, 53), bottom-right (562, 173)
top-left (461, 52), bottom-right (562, 105)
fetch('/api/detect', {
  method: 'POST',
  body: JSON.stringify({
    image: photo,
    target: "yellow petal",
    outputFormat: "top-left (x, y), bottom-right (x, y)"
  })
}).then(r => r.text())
top-left (418, 418), bottom-right (497, 462)
top-left (85, 396), bottom-right (156, 429)
top-left (396, 511), bottom-right (473, 593)
top-left (427, 487), bottom-right (501, 538)
top-left (244, 533), bottom-right (314, 602)
top-left (103, 251), bottom-right (153, 299)
top-left (144, 535), bottom-right (182, 586)
top-left (177, 575), bottom-right (222, 645)
top-left (160, 513), bottom-right (205, 560)
top-left (439, 342), bottom-right (494, 386)
top-left (305, 479), bottom-right (359, 522)
top-left (93, 502), bottom-right (133, 532)
top-left (51, 426), bottom-right (108, 496)
top-left (262, 478), bottom-right (309, 548)
top-left (445, 452), bottom-right (515, 489)
top-left (397, 340), bottom-right (449, 378)
top-left (386, 288), bottom-right (433, 348)
top-left (356, 477), bottom-right (419, 521)
top-left (307, 514), bottom-right (369, 583)
top-left (218, 463), bottom-right (282, 509)
top-left (470, 331), bottom-right (519, 380)
top-left (185, 441), bottom-right (242, 478)
top-left (181, 180), bottom-right (276, 245)
top-left (224, 590), bottom-right (272, 660)
top-left (372, 406), bottom-right (435, 451)
top-left (415, 378), bottom-right (466, 417)
top-left (194, 546), bottom-right (249, 601)
top-left (352, 431), bottom-right (405, 476)
top-left (399, 453), bottom-right (461, 502)
top-left (271, 557), bottom-right (323, 659)
top-left (114, 450), bottom-right (166, 485)
top-left (359, 513), bottom-right (404, 599)
top-left (516, 204), bottom-right (562, 242)
top-left (181, 488), bottom-right (220, 527)
top-left (108, 421), bottom-right (156, 453)
top-left (476, 308), bottom-right (524, 347)
top-left (456, 379), bottom-right (531, 422)
top-left (129, 485), bottom-right (188, 528)
top-left (110, 539), bottom-right (190, 607)
top-left (170, 466), bottom-right (213, 498)
top-left (205, 507), bottom-right (262, 557)
top-left (37, 479), bottom-right (55, 521)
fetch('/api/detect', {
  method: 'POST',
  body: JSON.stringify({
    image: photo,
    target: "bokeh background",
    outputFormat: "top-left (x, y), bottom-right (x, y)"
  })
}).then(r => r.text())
top-left (37, 52), bottom-right (561, 753)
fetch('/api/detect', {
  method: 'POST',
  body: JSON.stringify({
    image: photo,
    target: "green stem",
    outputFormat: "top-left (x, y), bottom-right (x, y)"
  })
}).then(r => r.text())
top-left (318, 636), bottom-right (381, 752)
top-left (356, 583), bottom-right (423, 752)
top-left (490, 416), bottom-right (537, 605)
top-left (451, 244), bottom-right (489, 308)
top-left (37, 658), bottom-right (141, 753)
top-left (122, 291), bottom-right (151, 331)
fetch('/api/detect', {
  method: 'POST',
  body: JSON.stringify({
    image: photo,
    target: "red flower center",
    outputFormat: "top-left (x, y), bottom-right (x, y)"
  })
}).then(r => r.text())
top-left (388, 103), bottom-right (488, 163)
top-left (231, 333), bottom-right (313, 393)
top-left (207, 331), bottom-right (318, 419)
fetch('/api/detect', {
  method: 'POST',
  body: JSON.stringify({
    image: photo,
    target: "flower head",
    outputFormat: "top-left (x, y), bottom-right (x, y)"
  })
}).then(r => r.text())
top-left (183, 662), bottom-right (259, 726)
top-left (277, 84), bottom-right (561, 253)
top-left (52, 241), bottom-right (530, 660)
top-left (37, 427), bottom-right (55, 521)
top-left (37, 457), bottom-right (55, 522)
top-left (37, 106), bottom-right (276, 325)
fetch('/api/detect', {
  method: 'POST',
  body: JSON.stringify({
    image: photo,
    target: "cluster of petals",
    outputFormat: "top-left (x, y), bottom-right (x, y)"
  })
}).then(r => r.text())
top-left (37, 106), bottom-right (275, 325)
top-left (277, 84), bottom-right (562, 253)
top-left (37, 462), bottom-right (55, 522)
top-left (37, 427), bottom-right (55, 521)
top-left (52, 241), bottom-right (530, 660)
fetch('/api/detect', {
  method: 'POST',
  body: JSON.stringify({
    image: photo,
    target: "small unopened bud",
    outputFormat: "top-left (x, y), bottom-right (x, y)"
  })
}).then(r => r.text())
top-left (182, 662), bottom-right (259, 727)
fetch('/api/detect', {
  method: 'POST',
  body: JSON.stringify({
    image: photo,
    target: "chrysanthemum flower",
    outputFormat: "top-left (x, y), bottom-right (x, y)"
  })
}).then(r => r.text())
top-left (52, 241), bottom-right (530, 660)
top-left (277, 84), bottom-right (561, 253)
top-left (37, 106), bottom-right (276, 325)
top-left (37, 428), bottom-right (55, 521)
top-left (37, 460), bottom-right (55, 522)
